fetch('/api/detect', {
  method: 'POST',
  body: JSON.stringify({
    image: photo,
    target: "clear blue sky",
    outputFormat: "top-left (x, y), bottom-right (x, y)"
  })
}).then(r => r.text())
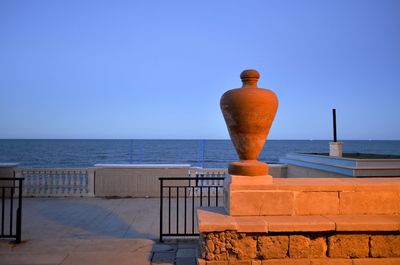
top-left (1, 0), bottom-right (399, 140)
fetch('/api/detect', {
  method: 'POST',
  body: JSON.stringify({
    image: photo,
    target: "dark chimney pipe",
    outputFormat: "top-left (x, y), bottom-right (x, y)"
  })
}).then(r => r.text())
top-left (333, 109), bottom-right (337, 142)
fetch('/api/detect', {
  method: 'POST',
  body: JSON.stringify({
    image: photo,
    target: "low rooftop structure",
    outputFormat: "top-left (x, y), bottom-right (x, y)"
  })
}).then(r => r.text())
top-left (280, 152), bottom-right (400, 178)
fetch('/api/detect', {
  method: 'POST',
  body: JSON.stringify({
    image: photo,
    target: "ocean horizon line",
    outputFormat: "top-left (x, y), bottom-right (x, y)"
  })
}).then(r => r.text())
top-left (2, 139), bottom-right (399, 168)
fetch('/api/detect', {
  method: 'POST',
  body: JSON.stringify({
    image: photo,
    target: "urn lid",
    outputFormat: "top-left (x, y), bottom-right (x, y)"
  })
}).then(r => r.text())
top-left (240, 69), bottom-right (260, 80)
top-left (240, 69), bottom-right (260, 87)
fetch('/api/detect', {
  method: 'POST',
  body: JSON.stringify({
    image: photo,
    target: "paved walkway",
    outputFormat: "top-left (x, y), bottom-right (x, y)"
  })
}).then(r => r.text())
top-left (0, 198), bottom-right (198, 265)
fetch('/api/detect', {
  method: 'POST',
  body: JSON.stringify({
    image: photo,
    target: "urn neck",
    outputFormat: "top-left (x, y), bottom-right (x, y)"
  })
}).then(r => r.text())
top-left (241, 79), bottom-right (258, 88)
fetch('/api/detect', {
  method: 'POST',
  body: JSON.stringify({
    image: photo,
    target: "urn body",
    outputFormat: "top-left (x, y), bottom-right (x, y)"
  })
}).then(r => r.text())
top-left (220, 70), bottom-right (278, 176)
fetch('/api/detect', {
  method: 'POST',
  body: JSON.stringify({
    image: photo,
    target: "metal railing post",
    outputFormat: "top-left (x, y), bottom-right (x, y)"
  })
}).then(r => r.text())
top-left (1, 187), bottom-right (4, 236)
top-left (16, 179), bottom-right (23, 243)
top-left (159, 178), bottom-right (163, 242)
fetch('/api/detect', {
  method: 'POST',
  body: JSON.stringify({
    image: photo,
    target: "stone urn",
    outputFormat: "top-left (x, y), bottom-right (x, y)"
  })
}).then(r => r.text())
top-left (220, 69), bottom-right (278, 176)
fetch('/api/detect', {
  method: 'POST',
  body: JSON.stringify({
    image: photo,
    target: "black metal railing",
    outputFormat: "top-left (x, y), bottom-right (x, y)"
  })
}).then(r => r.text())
top-left (159, 176), bottom-right (225, 242)
top-left (0, 177), bottom-right (24, 243)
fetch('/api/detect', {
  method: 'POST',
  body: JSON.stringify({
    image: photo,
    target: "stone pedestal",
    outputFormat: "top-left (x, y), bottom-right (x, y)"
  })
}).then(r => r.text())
top-left (224, 174), bottom-right (282, 216)
top-left (329, 141), bottom-right (343, 157)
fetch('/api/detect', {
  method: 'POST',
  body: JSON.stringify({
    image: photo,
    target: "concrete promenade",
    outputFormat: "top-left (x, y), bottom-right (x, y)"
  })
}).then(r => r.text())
top-left (0, 197), bottom-right (198, 265)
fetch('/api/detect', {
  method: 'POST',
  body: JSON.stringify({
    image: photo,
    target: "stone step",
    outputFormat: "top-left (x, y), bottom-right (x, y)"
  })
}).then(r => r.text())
top-left (198, 207), bottom-right (400, 233)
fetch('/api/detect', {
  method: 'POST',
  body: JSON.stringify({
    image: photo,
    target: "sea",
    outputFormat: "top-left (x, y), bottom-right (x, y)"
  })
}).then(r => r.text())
top-left (0, 139), bottom-right (399, 168)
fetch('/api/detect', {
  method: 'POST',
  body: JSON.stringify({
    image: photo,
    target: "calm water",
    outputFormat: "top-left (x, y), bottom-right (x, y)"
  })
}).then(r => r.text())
top-left (0, 139), bottom-right (399, 168)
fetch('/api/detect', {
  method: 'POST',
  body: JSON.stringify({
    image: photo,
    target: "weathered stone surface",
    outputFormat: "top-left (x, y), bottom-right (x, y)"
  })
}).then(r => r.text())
top-left (370, 235), bottom-right (400, 257)
top-left (328, 234), bottom-right (369, 258)
top-left (200, 231), bottom-right (399, 263)
top-left (202, 232), bottom-right (225, 261)
top-left (339, 191), bottom-right (400, 215)
top-left (262, 259), bottom-right (310, 265)
top-left (198, 208), bottom-right (236, 232)
top-left (289, 235), bottom-right (326, 258)
top-left (229, 190), bottom-right (294, 216)
top-left (201, 231), bottom-right (259, 261)
top-left (294, 191), bottom-right (339, 215)
top-left (265, 215), bottom-right (334, 232)
top-left (225, 231), bottom-right (240, 260)
top-left (310, 259), bottom-right (352, 265)
top-left (237, 234), bottom-right (257, 260)
top-left (352, 258), bottom-right (400, 265)
top-left (225, 261), bottom-right (251, 265)
top-left (325, 214), bottom-right (400, 231)
top-left (235, 216), bottom-right (269, 233)
top-left (258, 236), bottom-right (288, 259)
top-left (205, 260), bottom-right (227, 265)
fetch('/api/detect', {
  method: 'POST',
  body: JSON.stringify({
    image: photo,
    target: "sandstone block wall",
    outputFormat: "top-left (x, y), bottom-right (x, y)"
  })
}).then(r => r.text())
top-left (200, 231), bottom-right (400, 264)
top-left (227, 178), bottom-right (400, 216)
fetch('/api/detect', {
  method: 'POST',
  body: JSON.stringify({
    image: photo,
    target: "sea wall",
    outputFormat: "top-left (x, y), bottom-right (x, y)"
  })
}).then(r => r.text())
top-left (13, 164), bottom-right (287, 197)
top-left (93, 164), bottom-right (191, 197)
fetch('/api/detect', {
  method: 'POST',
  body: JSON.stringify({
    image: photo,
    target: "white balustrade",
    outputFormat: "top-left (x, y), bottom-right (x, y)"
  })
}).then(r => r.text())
top-left (15, 168), bottom-right (95, 197)
top-left (13, 166), bottom-right (226, 197)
